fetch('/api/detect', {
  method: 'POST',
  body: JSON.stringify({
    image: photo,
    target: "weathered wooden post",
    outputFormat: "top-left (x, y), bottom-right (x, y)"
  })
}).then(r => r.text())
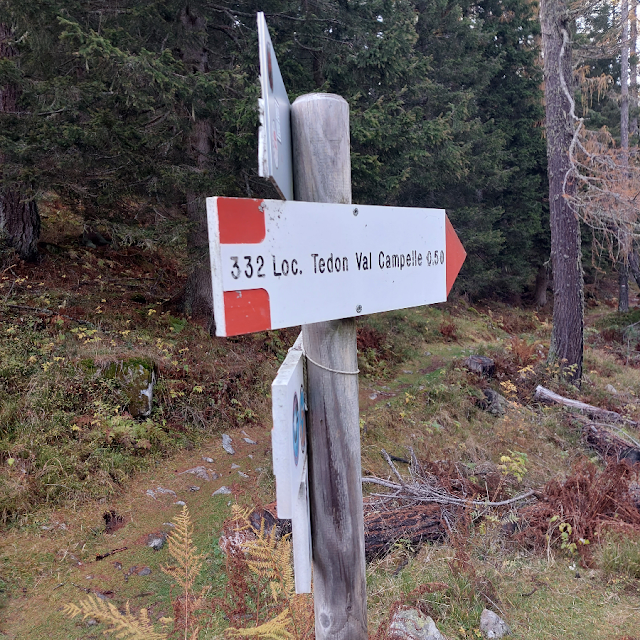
top-left (291, 94), bottom-right (368, 640)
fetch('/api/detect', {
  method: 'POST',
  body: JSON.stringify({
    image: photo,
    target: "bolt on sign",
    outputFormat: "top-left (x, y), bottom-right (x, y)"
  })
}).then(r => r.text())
top-left (206, 197), bottom-right (467, 337)
top-left (257, 12), bottom-right (293, 201)
top-left (271, 334), bottom-right (311, 593)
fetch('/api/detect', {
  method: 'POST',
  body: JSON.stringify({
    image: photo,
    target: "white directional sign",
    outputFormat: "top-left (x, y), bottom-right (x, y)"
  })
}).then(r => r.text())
top-left (271, 334), bottom-right (312, 593)
top-left (206, 197), bottom-right (466, 337)
top-left (257, 13), bottom-right (293, 200)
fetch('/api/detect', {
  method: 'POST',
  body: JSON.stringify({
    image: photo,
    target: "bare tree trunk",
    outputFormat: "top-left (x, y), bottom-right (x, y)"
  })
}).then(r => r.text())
top-left (0, 24), bottom-right (40, 262)
top-left (541, 0), bottom-right (584, 382)
top-left (632, 0), bottom-right (638, 136)
top-left (533, 263), bottom-right (549, 307)
top-left (620, 0), bottom-right (631, 312)
top-left (178, 6), bottom-right (214, 330)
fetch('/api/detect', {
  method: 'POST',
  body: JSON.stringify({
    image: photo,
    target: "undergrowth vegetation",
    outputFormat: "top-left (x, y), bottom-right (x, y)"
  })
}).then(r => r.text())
top-left (2, 228), bottom-right (640, 638)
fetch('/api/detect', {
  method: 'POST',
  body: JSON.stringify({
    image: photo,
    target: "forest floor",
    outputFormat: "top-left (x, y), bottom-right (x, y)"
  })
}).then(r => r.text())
top-left (1, 209), bottom-right (640, 638)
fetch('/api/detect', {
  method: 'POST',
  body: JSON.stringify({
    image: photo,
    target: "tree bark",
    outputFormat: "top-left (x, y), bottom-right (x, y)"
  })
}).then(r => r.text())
top-left (178, 7), bottom-right (214, 330)
top-left (631, 0), bottom-right (638, 136)
top-left (540, 0), bottom-right (584, 382)
top-left (533, 263), bottom-right (549, 307)
top-left (0, 24), bottom-right (40, 262)
top-left (620, 0), bottom-right (631, 313)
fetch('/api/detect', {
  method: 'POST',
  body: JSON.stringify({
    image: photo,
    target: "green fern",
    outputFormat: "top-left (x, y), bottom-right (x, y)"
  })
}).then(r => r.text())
top-left (62, 597), bottom-right (170, 640)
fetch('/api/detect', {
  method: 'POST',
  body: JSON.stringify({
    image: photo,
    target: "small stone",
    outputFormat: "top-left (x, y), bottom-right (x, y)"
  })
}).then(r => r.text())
top-left (146, 489), bottom-right (156, 499)
top-left (606, 384), bottom-right (618, 394)
top-left (179, 466), bottom-right (213, 481)
top-left (248, 454), bottom-right (253, 459)
top-left (480, 609), bottom-right (511, 638)
top-left (202, 457), bottom-right (214, 463)
top-left (402, 370), bottom-right (413, 374)
top-left (86, 618), bottom-right (98, 627)
top-left (147, 533), bottom-right (167, 551)
top-left (137, 567), bottom-right (152, 576)
top-left (113, 561), bottom-right (122, 570)
top-left (231, 463), bottom-right (240, 469)
top-left (369, 393), bottom-right (378, 400)
top-left (238, 471), bottom-right (249, 478)
top-left (155, 486), bottom-right (176, 496)
top-left (189, 486), bottom-right (200, 492)
top-left (163, 522), bottom-right (176, 527)
top-left (243, 437), bottom-right (257, 445)
top-left (174, 500), bottom-right (186, 506)
top-left (213, 486), bottom-right (232, 495)
top-left (388, 608), bottom-right (446, 639)
top-left (222, 434), bottom-right (235, 455)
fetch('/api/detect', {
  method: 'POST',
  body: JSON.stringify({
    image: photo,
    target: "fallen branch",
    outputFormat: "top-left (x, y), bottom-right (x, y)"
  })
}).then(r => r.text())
top-left (2, 303), bottom-right (100, 329)
top-left (534, 385), bottom-right (636, 426)
top-left (570, 414), bottom-right (640, 464)
top-left (362, 476), bottom-right (535, 508)
top-left (362, 449), bottom-right (536, 508)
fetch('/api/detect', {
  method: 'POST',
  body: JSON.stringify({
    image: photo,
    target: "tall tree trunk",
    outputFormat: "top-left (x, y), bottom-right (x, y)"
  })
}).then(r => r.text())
top-left (540, 0), bottom-right (584, 382)
top-left (0, 24), bottom-right (40, 262)
top-left (178, 6), bottom-right (214, 330)
top-left (620, 0), bottom-right (631, 312)
top-left (632, 0), bottom-right (638, 136)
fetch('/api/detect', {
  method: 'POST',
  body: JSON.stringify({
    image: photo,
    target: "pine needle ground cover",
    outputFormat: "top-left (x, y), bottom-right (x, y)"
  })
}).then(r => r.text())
top-left (1, 234), bottom-right (640, 637)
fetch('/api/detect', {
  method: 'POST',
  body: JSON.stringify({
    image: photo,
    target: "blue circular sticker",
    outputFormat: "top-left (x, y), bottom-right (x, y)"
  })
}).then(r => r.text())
top-left (292, 392), bottom-right (300, 465)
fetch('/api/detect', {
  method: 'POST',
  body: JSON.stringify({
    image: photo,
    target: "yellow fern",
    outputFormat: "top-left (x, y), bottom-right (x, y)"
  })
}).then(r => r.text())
top-left (224, 509), bottom-right (313, 639)
top-left (161, 505), bottom-right (207, 640)
top-left (226, 609), bottom-right (293, 639)
top-left (62, 596), bottom-right (169, 640)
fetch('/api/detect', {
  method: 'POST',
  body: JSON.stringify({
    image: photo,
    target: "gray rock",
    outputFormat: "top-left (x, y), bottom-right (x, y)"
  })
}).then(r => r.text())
top-left (147, 532), bottom-right (167, 551)
top-left (146, 486), bottom-right (177, 499)
top-left (202, 456), bottom-right (214, 463)
top-left (231, 463), bottom-right (240, 469)
top-left (180, 466), bottom-right (215, 481)
top-left (238, 471), bottom-right (249, 478)
top-left (243, 437), bottom-right (257, 445)
top-left (480, 609), bottom-right (511, 638)
top-left (174, 500), bottom-right (186, 506)
top-left (213, 486), bottom-right (232, 495)
top-left (86, 618), bottom-right (98, 627)
top-left (222, 434), bottom-right (235, 455)
top-left (388, 608), bottom-right (446, 640)
top-left (482, 389), bottom-right (507, 416)
top-left (101, 359), bottom-right (157, 418)
top-left (606, 384), bottom-right (618, 395)
top-left (189, 486), bottom-right (200, 492)
top-left (137, 566), bottom-right (152, 576)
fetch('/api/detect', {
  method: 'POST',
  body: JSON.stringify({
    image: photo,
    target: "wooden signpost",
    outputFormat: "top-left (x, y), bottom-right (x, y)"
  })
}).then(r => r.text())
top-left (207, 14), bottom-right (467, 640)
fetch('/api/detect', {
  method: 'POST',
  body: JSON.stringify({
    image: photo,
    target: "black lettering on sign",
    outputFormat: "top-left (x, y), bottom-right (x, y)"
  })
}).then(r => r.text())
top-left (257, 255), bottom-right (265, 277)
top-left (230, 257), bottom-right (240, 279)
top-left (244, 256), bottom-right (253, 278)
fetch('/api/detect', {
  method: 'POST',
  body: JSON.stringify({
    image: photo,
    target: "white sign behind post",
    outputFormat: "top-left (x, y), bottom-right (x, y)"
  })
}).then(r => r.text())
top-left (257, 12), bottom-right (293, 200)
top-left (271, 334), bottom-right (312, 593)
top-left (206, 197), bottom-right (466, 337)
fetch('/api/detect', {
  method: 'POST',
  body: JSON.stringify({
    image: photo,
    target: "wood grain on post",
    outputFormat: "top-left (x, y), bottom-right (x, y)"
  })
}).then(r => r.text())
top-left (291, 93), bottom-right (367, 640)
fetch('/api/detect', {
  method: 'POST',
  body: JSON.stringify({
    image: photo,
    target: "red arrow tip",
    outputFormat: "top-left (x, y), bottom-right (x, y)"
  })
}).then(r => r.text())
top-left (445, 216), bottom-right (466, 296)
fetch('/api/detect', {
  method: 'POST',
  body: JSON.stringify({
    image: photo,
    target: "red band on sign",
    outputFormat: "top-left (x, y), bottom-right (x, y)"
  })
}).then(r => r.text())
top-left (224, 289), bottom-right (271, 336)
top-left (445, 216), bottom-right (467, 296)
top-left (218, 198), bottom-right (266, 244)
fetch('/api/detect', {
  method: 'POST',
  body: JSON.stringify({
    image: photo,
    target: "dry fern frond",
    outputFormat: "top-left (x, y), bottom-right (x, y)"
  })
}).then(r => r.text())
top-left (62, 596), bottom-right (169, 640)
top-left (161, 505), bottom-right (204, 591)
top-left (226, 609), bottom-right (294, 639)
top-left (224, 509), bottom-right (313, 639)
top-left (161, 505), bottom-right (208, 640)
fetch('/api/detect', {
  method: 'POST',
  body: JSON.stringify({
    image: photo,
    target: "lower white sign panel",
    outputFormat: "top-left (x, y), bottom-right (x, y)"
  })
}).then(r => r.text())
top-left (271, 334), bottom-right (311, 593)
